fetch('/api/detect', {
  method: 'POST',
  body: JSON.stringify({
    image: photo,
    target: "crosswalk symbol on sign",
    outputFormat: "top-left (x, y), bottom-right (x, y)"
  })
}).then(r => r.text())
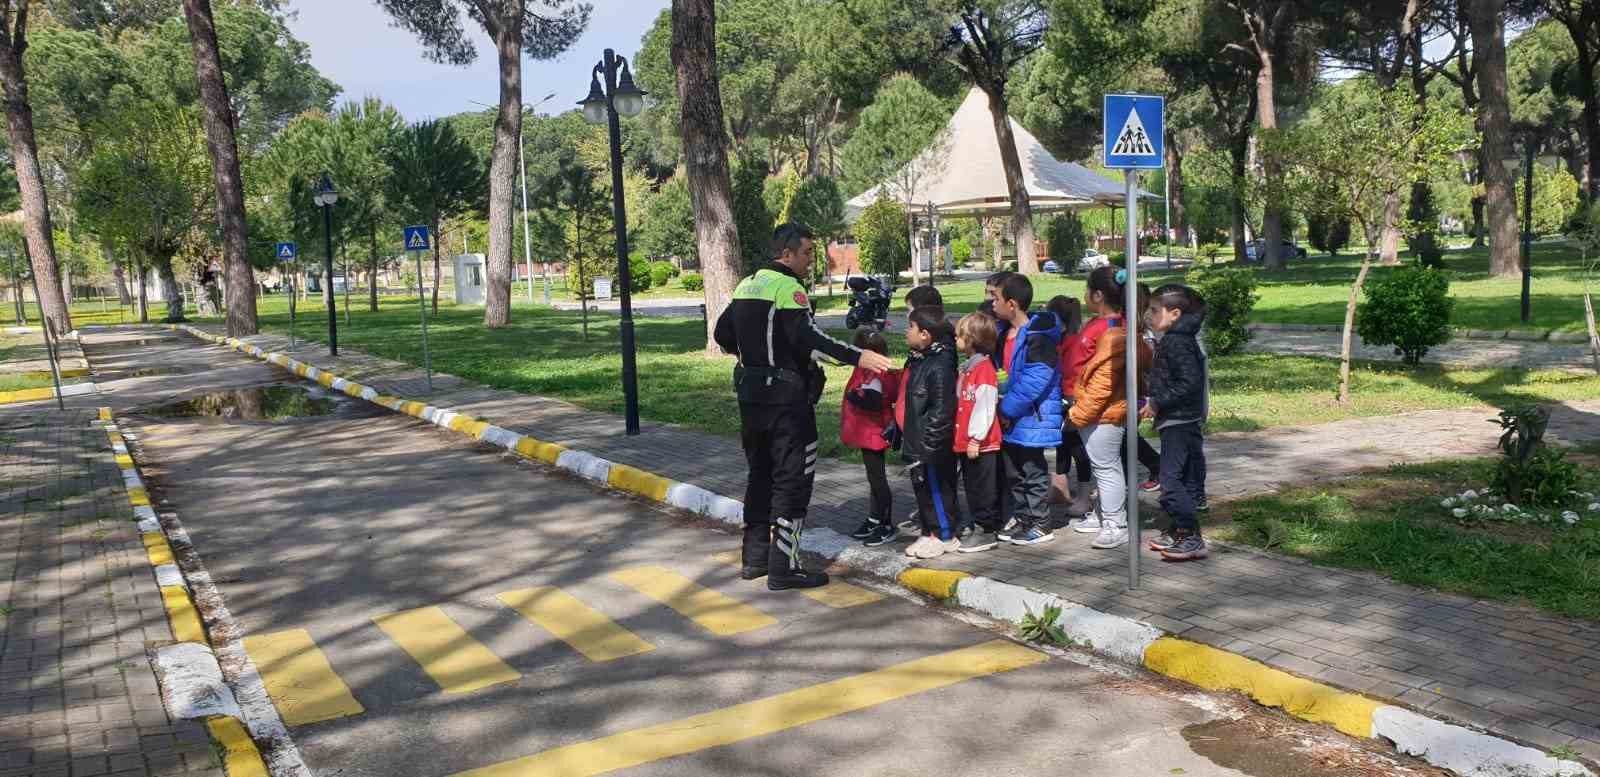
top-left (404, 225), bottom-right (430, 251)
top-left (1111, 109), bottom-right (1154, 157)
top-left (275, 242), bottom-right (296, 263)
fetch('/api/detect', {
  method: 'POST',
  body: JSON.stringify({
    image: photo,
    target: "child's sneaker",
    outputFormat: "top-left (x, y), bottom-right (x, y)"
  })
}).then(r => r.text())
top-left (957, 529), bottom-right (998, 553)
top-left (1008, 526), bottom-right (1055, 546)
top-left (1139, 480), bottom-right (1161, 493)
top-left (1148, 531), bottom-right (1177, 551)
top-left (1090, 524), bottom-right (1129, 549)
top-left (898, 513), bottom-right (919, 535)
top-left (996, 517), bottom-right (1021, 542)
top-left (850, 518), bottom-right (882, 540)
top-left (1069, 514), bottom-right (1103, 534)
top-left (863, 522), bottom-right (897, 547)
top-left (915, 537), bottom-right (959, 559)
top-left (905, 535), bottom-right (936, 557)
top-left (1161, 534), bottom-right (1208, 561)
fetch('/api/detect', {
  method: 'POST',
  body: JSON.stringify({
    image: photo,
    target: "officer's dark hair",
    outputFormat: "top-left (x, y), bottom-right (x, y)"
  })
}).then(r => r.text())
top-left (986, 270), bottom-right (1015, 289)
top-left (904, 285), bottom-right (943, 310)
top-left (852, 329), bottom-right (889, 355)
top-left (770, 223), bottom-right (815, 260)
top-left (1151, 284), bottom-right (1207, 317)
top-left (907, 305), bottom-right (954, 340)
top-left (998, 273), bottom-right (1033, 311)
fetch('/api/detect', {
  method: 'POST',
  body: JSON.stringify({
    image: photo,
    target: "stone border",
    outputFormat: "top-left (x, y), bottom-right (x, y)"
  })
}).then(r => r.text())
top-left (164, 323), bottom-right (1592, 777)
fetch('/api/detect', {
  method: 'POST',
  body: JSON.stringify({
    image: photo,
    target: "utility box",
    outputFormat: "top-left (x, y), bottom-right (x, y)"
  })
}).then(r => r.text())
top-left (454, 253), bottom-right (485, 305)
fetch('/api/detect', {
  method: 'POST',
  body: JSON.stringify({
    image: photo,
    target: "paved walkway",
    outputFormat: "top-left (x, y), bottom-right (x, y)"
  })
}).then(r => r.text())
top-left (0, 408), bottom-right (218, 777)
top-left (163, 323), bottom-right (1600, 763)
top-left (1246, 329), bottom-right (1600, 371)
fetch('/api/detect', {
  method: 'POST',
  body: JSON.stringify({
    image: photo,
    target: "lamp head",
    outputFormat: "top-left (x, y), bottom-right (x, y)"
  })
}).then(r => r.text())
top-left (314, 173), bottom-right (338, 206)
top-left (579, 71), bottom-right (607, 125)
top-left (613, 59), bottom-right (646, 118)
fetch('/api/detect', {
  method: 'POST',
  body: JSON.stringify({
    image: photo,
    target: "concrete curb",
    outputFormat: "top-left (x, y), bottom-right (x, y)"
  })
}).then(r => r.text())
top-left (166, 323), bottom-right (1592, 777)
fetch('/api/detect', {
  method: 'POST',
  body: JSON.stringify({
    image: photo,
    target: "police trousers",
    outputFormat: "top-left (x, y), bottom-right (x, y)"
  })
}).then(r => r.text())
top-left (740, 402), bottom-right (819, 544)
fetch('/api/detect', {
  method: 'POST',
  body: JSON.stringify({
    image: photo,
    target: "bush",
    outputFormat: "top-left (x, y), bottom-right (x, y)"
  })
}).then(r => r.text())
top-left (951, 238), bottom-right (973, 265)
top-left (1491, 405), bottom-right (1581, 508)
top-left (1356, 264), bottom-right (1453, 365)
top-left (1106, 250), bottom-right (1127, 268)
top-left (1184, 265), bottom-right (1260, 355)
top-left (855, 195), bottom-right (909, 275)
top-left (1307, 213), bottom-right (1350, 257)
top-left (1196, 242), bottom-right (1225, 265)
top-left (681, 273), bottom-right (703, 292)
top-left (649, 260), bottom-right (676, 288)
top-left (1405, 183), bottom-right (1444, 268)
top-left (1045, 213), bottom-right (1087, 266)
top-left (629, 257), bottom-right (652, 292)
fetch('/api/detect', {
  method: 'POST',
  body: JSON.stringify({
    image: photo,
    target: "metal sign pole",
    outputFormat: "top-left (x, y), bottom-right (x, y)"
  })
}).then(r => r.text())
top-left (414, 248), bottom-right (432, 391)
top-left (1125, 171), bottom-right (1140, 590)
top-left (289, 265), bottom-right (297, 351)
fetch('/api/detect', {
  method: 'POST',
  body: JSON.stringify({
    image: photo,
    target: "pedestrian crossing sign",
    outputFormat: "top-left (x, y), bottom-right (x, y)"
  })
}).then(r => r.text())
top-left (1103, 94), bottom-right (1164, 169)
top-left (275, 242), bottom-right (297, 262)
top-left (403, 225), bottom-right (431, 251)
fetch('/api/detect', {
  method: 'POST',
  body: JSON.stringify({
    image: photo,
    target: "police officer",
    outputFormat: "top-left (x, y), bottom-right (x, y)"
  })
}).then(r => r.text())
top-left (715, 224), bottom-right (894, 590)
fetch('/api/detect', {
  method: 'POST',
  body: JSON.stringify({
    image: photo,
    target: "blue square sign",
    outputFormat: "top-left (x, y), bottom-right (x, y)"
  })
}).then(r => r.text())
top-left (403, 225), bottom-right (431, 251)
top-left (1104, 94), bottom-right (1165, 169)
top-left (274, 242), bottom-right (297, 263)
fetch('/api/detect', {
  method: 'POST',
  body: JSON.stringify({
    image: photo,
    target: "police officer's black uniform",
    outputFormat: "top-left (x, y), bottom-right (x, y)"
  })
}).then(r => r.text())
top-left (714, 260), bottom-right (863, 589)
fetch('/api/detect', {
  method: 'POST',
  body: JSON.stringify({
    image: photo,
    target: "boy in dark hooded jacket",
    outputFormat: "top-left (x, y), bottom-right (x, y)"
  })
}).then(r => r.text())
top-left (1139, 284), bottom-right (1210, 561)
top-left (898, 306), bottom-right (963, 559)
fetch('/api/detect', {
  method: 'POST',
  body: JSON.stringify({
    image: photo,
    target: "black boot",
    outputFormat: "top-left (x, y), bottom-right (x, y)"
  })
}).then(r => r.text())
top-left (740, 524), bottom-right (769, 580)
top-left (768, 516), bottom-right (828, 590)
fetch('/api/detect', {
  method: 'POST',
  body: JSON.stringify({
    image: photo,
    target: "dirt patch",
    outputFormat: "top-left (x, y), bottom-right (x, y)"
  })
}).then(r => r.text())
top-left (1182, 717), bottom-right (1449, 777)
top-left (137, 384), bottom-right (381, 422)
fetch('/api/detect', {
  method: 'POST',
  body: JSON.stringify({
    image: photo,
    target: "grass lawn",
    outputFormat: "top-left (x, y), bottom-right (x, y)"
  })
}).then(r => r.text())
top-left (816, 240), bottom-right (1600, 334)
top-left (1207, 454), bottom-right (1600, 621)
top-left (193, 296), bottom-right (1600, 462)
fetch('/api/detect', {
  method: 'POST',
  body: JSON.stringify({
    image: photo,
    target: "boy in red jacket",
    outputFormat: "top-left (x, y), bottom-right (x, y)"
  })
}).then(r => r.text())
top-left (842, 330), bottom-right (901, 546)
top-left (953, 312), bottom-right (1004, 552)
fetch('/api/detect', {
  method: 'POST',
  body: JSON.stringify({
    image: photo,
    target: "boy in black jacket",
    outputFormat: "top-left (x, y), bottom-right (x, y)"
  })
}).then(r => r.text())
top-left (900, 306), bottom-right (962, 560)
top-left (1139, 285), bottom-right (1210, 561)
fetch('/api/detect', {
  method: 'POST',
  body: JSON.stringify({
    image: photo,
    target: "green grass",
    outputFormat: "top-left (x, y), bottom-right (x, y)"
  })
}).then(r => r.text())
top-left (816, 241), bottom-right (1600, 334)
top-left (205, 295), bottom-right (1600, 462)
top-left (1209, 456), bottom-right (1600, 620)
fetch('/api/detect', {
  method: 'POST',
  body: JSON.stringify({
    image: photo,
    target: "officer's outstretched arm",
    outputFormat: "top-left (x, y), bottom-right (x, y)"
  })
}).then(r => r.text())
top-left (781, 309), bottom-right (859, 365)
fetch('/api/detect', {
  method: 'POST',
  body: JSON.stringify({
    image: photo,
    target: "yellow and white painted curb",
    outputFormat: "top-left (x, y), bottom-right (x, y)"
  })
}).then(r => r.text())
top-left (100, 406), bottom-right (295, 777)
top-left (163, 324), bottom-right (1592, 777)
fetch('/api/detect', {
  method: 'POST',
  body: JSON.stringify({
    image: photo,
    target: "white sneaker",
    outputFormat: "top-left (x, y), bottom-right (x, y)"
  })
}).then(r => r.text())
top-left (1070, 515), bottom-right (1103, 534)
top-left (1091, 525), bottom-right (1129, 549)
top-left (915, 537), bottom-right (958, 559)
top-left (905, 536), bottom-right (935, 557)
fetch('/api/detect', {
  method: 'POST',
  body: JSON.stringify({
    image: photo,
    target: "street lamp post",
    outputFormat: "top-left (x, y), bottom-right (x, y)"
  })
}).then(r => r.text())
top-left (1520, 138), bottom-right (1535, 324)
top-left (580, 48), bottom-right (647, 436)
top-left (471, 95), bottom-right (556, 305)
top-left (313, 173), bottom-right (339, 355)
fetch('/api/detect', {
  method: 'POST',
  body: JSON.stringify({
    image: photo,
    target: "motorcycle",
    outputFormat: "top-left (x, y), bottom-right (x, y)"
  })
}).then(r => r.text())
top-left (844, 275), bottom-right (893, 331)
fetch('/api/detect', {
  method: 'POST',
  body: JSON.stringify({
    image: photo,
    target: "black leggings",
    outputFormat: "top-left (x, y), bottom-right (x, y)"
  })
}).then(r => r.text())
top-left (1056, 429), bottom-right (1092, 482)
top-left (862, 449), bottom-right (891, 522)
top-left (1122, 435), bottom-right (1160, 481)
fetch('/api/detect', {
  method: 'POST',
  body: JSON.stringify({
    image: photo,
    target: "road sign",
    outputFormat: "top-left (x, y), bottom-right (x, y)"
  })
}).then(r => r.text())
top-left (1103, 94), bottom-right (1165, 169)
top-left (275, 242), bottom-right (297, 262)
top-left (403, 225), bottom-right (431, 251)
top-left (594, 277), bottom-right (613, 301)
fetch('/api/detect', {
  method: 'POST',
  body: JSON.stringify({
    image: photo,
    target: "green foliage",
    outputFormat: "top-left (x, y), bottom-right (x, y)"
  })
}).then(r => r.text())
top-left (639, 176), bottom-right (697, 266)
top-left (1196, 242), bottom-right (1226, 265)
top-left (1184, 265), bottom-right (1259, 355)
top-left (787, 176), bottom-right (846, 239)
top-left (1490, 405), bottom-right (1579, 508)
top-left (855, 196), bottom-right (909, 276)
top-left (630, 257), bottom-right (653, 292)
top-left (1514, 164), bottom-right (1582, 237)
top-left (648, 260), bottom-right (676, 288)
top-left (1356, 265), bottom-right (1454, 365)
top-left (1405, 183), bottom-right (1444, 268)
top-left (681, 273), bottom-right (704, 292)
top-left (1306, 213), bottom-right (1350, 258)
top-left (731, 156), bottom-right (774, 272)
top-left (1016, 605), bottom-right (1070, 647)
top-left (386, 120), bottom-right (488, 230)
top-left (1044, 213), bottom-right (1087, 266)
top-left (839, 73), bottom-right (952, 199)
top-left (951, 238), bottom-right (973, 265)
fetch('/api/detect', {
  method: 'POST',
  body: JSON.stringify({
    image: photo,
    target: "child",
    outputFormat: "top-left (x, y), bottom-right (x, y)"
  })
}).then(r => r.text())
top-left (1140, 285), bottom-right (1210, 561)
top-left (993, 274), bottom-right (1063, 546)
top-left (977, 271), bottom-right (1014, 318)
top-left (953, 312), bottom-right (1004, 552)
top-left (842, 330), bottom-right (902, 547)
top-left (898, 306), bottom-right (962, 559)
top-left (1067, 267), bottom-right (1151, 550)
top-left (905, 285), bottom-right (943, 313)
top-left (1046, 295), bottom-right (1093, 518)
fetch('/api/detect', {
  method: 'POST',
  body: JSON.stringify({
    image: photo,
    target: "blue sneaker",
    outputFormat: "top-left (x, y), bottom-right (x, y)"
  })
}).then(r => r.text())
top-left (1008, 526), bottom-right (1055, 546)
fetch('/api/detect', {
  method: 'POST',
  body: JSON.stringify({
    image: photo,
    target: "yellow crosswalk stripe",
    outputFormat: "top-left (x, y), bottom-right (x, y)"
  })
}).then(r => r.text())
top-left (495, 587), bottom-right (655, 663)
top-left (242, 629), bottom-right (365, 726)
top-left (372, 606), bottom-right (521, 694)
top-left (450, 639), bottom-right (1046, 777)
top-left (708, 551), bottom-right (884, 609)
top-left (607, 566), bottom-right (776, 636)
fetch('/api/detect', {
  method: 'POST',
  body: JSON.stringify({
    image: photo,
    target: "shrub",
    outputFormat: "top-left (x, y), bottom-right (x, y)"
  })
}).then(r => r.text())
top-left (855, 195), bottom-right (909, 275)
top-left (629, 256), bottom-right (652, 292)
top-left (648, 260), bottom-right (676, 288)
top-left (1184, 265), bottom-right (1259, 355)
top-left (1105, 250), bottom-right (1127, 268)
top-left (951, 238), bottom-right (973, 265)
top-left (1045, 213), bottom-right (1087, 266)
top-left (1356, 264), bottom-right (1453, 365)
top-left (1196, 242), bottom-right (1225, 265)
top-left (1405, 183), bottom-right (1444, 268)
top-left (1491, 405), bottom-right (1581, 508)
top-left (681, 273), bottom-right (704, 292)
top-left (1307, 213), bottom-right (1350, 257)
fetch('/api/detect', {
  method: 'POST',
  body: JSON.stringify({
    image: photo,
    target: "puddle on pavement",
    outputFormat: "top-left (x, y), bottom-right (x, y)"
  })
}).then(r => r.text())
top-left (1181, 719), bottom-right (1433, 777)
top-left (105, 366), bottom-right (190, 378)
top-left (143, 385), bottom-right (346, 421)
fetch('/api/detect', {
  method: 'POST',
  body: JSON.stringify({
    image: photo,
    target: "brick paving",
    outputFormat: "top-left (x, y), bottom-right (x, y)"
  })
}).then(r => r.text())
top-left (0, 408), bottom-right (219, 777)
top-left (168, 323), bottom-right (1600, 762)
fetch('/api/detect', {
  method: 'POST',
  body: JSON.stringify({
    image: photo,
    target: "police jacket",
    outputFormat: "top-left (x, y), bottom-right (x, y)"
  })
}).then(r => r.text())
top-left (900, 337), bottom-right (957, 463)
top-left (714, 262), bottom-right (862, 405)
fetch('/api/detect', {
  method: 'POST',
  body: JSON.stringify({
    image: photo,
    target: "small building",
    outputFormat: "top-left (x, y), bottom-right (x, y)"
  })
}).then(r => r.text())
top-left (453, 253), bottom-right (486, 305)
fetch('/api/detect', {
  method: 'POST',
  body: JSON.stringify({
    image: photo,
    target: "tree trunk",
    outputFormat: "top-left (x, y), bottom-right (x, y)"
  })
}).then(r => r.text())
top-left (1468, 0), bottom-right (1520, 277)
top-left (134, 258), bottom-right (148, 323)
top-left (482, 19), bottom-right (524, 328)
top-left (181, 0), bottom-right (256, 336)
top-left (1255, 52), bottom-right (1286, 271)
top-left (1379, 197), bottom-right (1402, 265)
top-left (1165, 140), bottom-right (1188, 247)
top-left (1583, 286), bottom-right (1600, 375)
top-left (368, 223), bottom-right (380, 312)
top-left (672, 0), bottom-right (743, 352)
top-left (153, 254), bottom-right (185, 323)
top-left (112, 255), bottom-right (131, 305)
top-left (1229, 135), bottom-right (1249, 263)
top-left (1338, 240), bottom-right (1375, 404)
top-left (983, 86), bottom-right (1037, 274)
top-left (0, 38), bottom-right (69, 334)
top-left (1567, 11), bottom-right (1600, 199)
top-left (1470, 188), bottom-right (1486, 247)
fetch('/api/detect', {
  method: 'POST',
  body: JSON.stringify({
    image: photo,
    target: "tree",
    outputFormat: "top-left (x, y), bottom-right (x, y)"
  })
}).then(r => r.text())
top-left (786, 175), bottom-right (846, 284)
top-left (376, 0), bottom-right (591, 328)
top-left (730, 154), bottom-right (773, 272)
top-left (387, 120), bottom-right (487, 314)
top-left (1278, 81), bottom-right (1476, 403)
top-left (0, 2), bottom-right (69, 334)
top-left (181, 0), bottom-right (256, 335)
top-left (856, 195), bottom-right (910, 275)
top-left (1220, 0), bottom-right (1299, 271)
top-left (639, 174), bottom-right (697, 265)
top-left (1509, 0), bottom-right (1600, 198)
top-left (671, 0), bottom-right (744, 351)
top-left (1306, 212), bottom-right (1350, 257)
top-left (839, 73), bottom-right (950, 283)
top-left (328, 98), bottom-right (404, 312)
top-left (1468, 0), bottom-right (1522, 277)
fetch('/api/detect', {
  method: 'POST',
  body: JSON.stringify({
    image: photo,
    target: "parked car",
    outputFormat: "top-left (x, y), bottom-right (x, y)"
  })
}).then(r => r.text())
top-left (1042, 259), bottom-right (1062, 273)
top-left (1245, 239), bottom-right (1308, 262)
top-left (1077, 249), bottom-right (1111, 272)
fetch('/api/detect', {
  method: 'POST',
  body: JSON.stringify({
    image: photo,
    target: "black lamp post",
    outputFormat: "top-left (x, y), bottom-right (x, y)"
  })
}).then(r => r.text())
top-left (1520, 137), bottom-right (1535, 324)
top-left (580, 48), bottom-right (646, 436)
top-left (313, 172), bottom-right (339, 355)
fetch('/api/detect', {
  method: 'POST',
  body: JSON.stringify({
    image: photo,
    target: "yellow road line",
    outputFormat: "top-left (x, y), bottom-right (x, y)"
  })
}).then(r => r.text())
top-left (608, 566), bottom-right (776, 636)
top-left (159, 585), bottom-right (205, 643)
top-left (450, 639), bottom-right (1046, 777)
top-left (372, 606), bottom-right (521, 694)
top-left (496, 587), bottom-right (655, 663)
top-left (205, 716), bottom-right (269, 777)
top-left (243, 629), bottom-right (366, 726)
top-left (708, 552), bottom-right (884, 609)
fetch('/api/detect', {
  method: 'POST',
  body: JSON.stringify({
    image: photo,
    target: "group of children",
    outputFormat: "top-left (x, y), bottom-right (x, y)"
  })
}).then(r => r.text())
top-left (841, 268), bottom-right (1212, 562)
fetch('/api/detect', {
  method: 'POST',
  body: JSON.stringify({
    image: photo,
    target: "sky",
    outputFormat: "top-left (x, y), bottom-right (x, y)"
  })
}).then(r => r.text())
top-left (282, 0), bottom-right (670, 121)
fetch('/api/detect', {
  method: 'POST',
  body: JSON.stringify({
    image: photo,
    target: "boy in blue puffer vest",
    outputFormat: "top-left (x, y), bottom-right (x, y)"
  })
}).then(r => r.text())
top-left (993, 274), bottom-right (1063, 545)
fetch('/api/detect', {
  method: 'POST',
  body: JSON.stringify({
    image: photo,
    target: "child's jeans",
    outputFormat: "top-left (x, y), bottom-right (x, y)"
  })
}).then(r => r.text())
top-left (1002, 444), bottom-right (1050, 531)
top-left (911, 452), bottom-right (961, 540)
top-left (957, 450), bottom-right (1002, 534)
top-left (862, 449), bottom-right (891, 523)
top-left (1080, 424), bottom-right (1127, 528)
top-left (1157, 423), bottom-right (1206, 533)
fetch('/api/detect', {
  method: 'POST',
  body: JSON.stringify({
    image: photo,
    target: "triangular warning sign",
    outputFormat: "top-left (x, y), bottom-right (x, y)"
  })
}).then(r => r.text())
top-left (407, 232), bottom-right (427, 249)
top-left (1111, 108), bottom-right (1155, 157)
top-left (278, 245), bottom-right (294, 258)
